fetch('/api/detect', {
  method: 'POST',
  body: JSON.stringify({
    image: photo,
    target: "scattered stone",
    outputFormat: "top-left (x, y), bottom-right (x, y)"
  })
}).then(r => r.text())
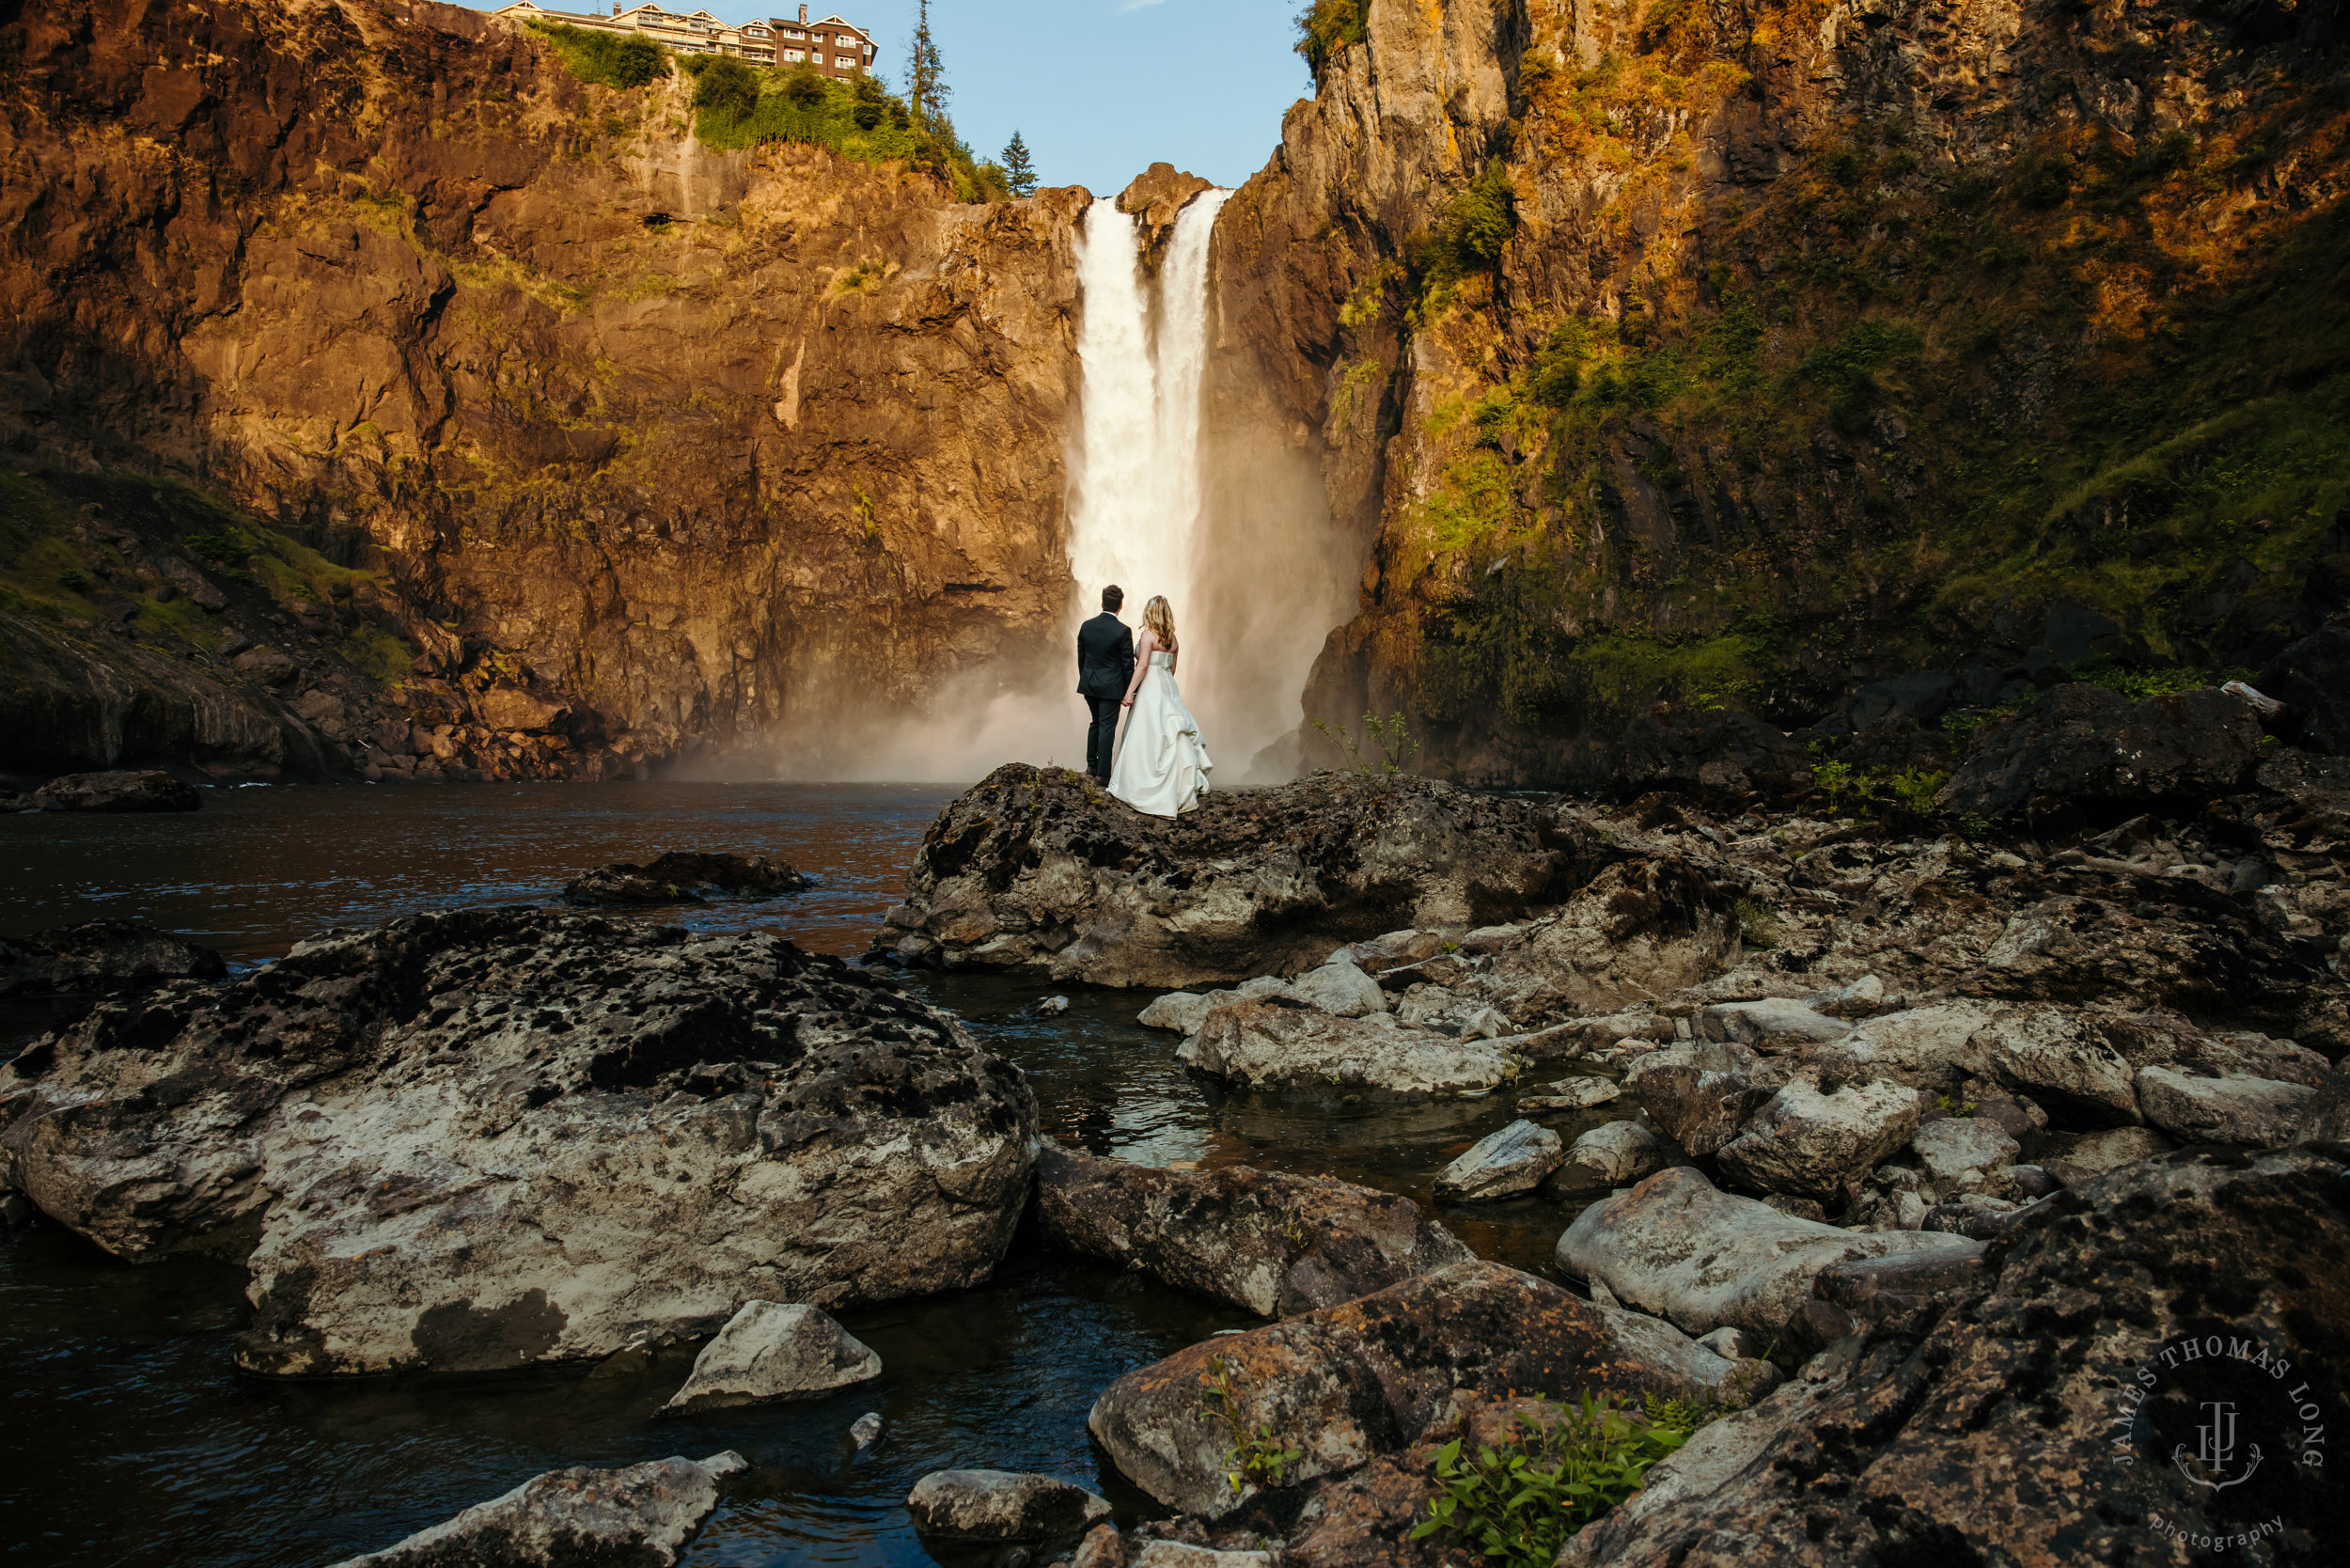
top-left (1805, 974), bottom-right (1888, 1019)
top-left (1699, 997), bottom-right (1850, 1046)
top-left (2040, 1123), bottom-right (2174, 1172)
top-left (1622, 1042), bottom-right (1777, 1157)
top-left (1457, 1005), bottom-right (1514, 1040)
top-left (658, 1301), bottom-right (881, 1415)
top-left (1715, 1079), bottom-right (1921, 1201)
top-left (1559, 1167), bottom-right (1982, 1337)
top-left (1518, 1075), bottom-right (1621, 1112)
top-left (1034, 994), bottom-right (1070, 1017)
top-left (1971, 1008), bottom-right (2140, 1127)
top-left (0, 909), bottom-right (1036, 1375)
top-left (905, 1470), bottom-right (1112, 1555)
top-left (1088, 1260), bottom-right (1733, 1516)
top-left (1179, 1000), bottom-right (1511, 1096)
top-left (1035, 1143), bottom-right (1470, 1317)
top-left (328, 1450), bottom-right (745, 1568)
top-left (1137, 991), bottom-right (1208, 1032)
top-left (1696, 1325), bottom-right (1764, 1361)
top-left (1433, 1120), bottom-right (1563, 1201)
top-left (30, 770), bottom-right (200, 812)
top-left (563, 851), bottom-right (808, 905)
top-left (849, 1412), bottom-right (885, 1450)
top-left (2132, 1064), bottom-right (2317, 1148)
top-left (1910, 1117), bottom-right (2023, 1196)
top-left (1130, 1544), bottom-right (1271, 1568)
top-left (1823, 1002), bottom-right (1999, 1095)
top-left (1286, 958), bottom-right (1388, 1018)
top-left (1545, 1121), bottom-right (1669, 1191)
top-left (0, 920), bottom-right (226, 997)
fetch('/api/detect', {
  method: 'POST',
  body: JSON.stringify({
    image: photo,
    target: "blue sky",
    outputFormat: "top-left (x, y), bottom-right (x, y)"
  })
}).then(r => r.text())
top-left (495, 2), bottom-right (1318, 196)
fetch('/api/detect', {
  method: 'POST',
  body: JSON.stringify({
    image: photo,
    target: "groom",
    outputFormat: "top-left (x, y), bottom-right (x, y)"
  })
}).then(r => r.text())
top-left (1076, 584), bottom-right (1135, 783)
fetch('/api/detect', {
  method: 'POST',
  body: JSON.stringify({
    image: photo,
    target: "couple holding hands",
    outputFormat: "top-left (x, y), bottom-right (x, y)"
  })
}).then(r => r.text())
top-left (1074, 584), bottom-right (1212, 818)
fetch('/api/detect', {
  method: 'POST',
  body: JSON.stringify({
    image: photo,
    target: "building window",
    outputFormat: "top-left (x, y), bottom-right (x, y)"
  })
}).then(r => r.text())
top-left (835, 55), bottom-right (854, 68)
top-left (784, 48), bottom-right (802, 60)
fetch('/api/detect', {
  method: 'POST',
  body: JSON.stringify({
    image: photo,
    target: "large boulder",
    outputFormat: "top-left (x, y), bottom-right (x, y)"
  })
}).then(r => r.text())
top-left (330, 1450), bottom-right (744, 1568)
top-left (1476, 861), bottom-right (1741, 1026)
top-left (2133, 1064), bottom-right (2316, 1147)
top-left (870, 765), bottom-right (1597, 987)
top-left (0, 920), bottom-right (226, 997)
top-left (1547, 1120), bottom-right (1670, 1190)
top-left (1622, 1042), bottom-right (1777, 1157)
top-left (1714, 1079), bottom-right (1920, 1201)
top-left (1560, 1151), bottom-right (2350, 1566)
top-left (563, 851), bottom-right (808, 906)
top-left (906, 1470), bottom-right (1112, 1557)
top-left (1558, 1167), bottom-right (1981, 1336)
top-left (0, 909), bottom-right (1036, 1375)
top-left (1034, 1143), bottom-right (1470, 1317)
top-left (30, 769), bottom-right (201, 812)
top-left (1909, 1116), bottom-right (2023, 1197)
top-left (1432, 1119), bottom-right (1562, 1201)
top-left (1087, 1260), bottom-right (1735, 1516)
top-left (658, 1300), bottom-right (881, 1415)
top-left (1935, 684), bottom-right (2262, 823)
top-left (1178, 1000), bottom-right (1511, 1096)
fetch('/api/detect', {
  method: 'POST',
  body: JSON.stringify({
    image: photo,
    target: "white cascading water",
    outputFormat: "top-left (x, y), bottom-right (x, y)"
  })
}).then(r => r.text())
top-left (1066, 190), bottom-right (1231, 658)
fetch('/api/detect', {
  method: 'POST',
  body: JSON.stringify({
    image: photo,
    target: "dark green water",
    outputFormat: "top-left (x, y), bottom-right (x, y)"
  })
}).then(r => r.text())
top-left (0, 782), bottom-right (1603, 1566)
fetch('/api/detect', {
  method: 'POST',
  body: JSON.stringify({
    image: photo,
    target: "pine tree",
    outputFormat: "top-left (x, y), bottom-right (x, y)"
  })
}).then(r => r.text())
top-left (1001, 130), bottom-right (1038, 197)
top-left (904, 0), bottom-right (951, 132)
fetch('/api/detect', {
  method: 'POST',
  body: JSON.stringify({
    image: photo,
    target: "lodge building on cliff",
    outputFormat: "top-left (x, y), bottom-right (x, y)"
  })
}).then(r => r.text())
top-left (493, 2), bottom-right (877, 76)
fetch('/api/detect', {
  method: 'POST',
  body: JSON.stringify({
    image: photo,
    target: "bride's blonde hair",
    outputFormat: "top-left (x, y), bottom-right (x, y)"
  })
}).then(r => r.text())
top-left (1143, 595), bottom-right (1176, 648)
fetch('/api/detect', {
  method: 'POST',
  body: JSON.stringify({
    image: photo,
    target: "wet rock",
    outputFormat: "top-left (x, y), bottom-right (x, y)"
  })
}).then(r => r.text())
top-left (1137, 992), bottom-right (1208, 1031)
top-left (1546, 1120), bottom-right (1669, 1191)
top-left (0, 909), bottom-right (1036, 1374)
top-left (0, 920), bottom-right (226, 997)
top-left (2133, 1064), bottom-right (2316, 1148)
top-left (1034, 1143), bottom-right (1470, 1317)
top-left (330, 1450), bottom-right (745, 1567)
top-left (1715, 1079), bottom-right (1921, 1201)
top-left (30, 769), bottom-right (200, 812)
top-left (1563, 1151), bottom-right (2350, 1567)
top-left (1517, 1075), bottom-right (1621, 1111)
top-left (563, 851), bottom-right (809, 906)
top-left (658, 1300), bottom-right (881, 1415)
top-left (1088, 1260), bottom-right (1733, 1516)
top-left (1936, 684), bottom-right (2262, 823)
top-left (1433, 1119), bottom-right (1562, 1200)
top-left (1622, 1042), bottom-right (1777, 1157)
top-left (873, 766), bottom-right (1591, 988)
top-left (1910, 1117), bottom-right (2022, 1196)
top-left (850, 1412), bottom-right (885, 1450)
top-left (1179, 1000), bottom-right (1511, 1096)
top-left (1033, 995), bottom-right (1070, 1017)
top-left (1558, 1167), bottom-right (1982, 1336)
top-left (905, 1469), bottom-right (1112, 1556)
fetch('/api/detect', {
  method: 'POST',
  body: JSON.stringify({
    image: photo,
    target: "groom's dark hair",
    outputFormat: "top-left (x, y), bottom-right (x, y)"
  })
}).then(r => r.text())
top-left (1102, 585), bottom-right (1123, 611)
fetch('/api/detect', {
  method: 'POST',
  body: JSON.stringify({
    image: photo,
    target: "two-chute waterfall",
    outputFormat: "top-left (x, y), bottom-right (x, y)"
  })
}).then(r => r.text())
top-left (1065, 192), bottom-right (1227, 636)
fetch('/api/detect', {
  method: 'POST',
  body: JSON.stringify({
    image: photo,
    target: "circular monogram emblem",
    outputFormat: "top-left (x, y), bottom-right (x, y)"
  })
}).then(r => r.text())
top-left (2114, 1328), bottom-right (2338, 1552)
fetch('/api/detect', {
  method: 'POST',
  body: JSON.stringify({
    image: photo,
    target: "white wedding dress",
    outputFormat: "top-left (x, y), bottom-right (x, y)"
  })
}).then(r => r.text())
top-left (1109, 650), bottom-right (1213, 817)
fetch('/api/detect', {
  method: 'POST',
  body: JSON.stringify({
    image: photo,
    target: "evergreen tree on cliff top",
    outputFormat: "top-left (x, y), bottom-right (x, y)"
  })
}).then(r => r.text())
top-left (905, 0), bottom-right (950, 132)
top-left (1001, 131), bottom-right (1037, 197)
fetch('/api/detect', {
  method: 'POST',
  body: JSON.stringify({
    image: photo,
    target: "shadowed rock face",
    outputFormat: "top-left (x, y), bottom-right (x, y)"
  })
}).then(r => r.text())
top-left (1562, 1150), bottom-right (2350, 1566)
top-left (0, 907), bottom-right (1037, 1374)
top-left (0, 920), bottom-right (226, 998)
top-left (1035, 1142), bottom-right (1471, 1318)
top-left (563, 851), bottom-right (811, 906)
top-left (870, 764), bottom-right (1605, 987)
top-left (1, 0), bottom-right (1085, 779)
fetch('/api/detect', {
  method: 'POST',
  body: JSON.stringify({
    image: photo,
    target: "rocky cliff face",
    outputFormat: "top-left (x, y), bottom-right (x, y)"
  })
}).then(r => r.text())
top-left (1212, 0), bottom-right (2350, 784)
top-left (0, 0), bottom-right (1084, 780)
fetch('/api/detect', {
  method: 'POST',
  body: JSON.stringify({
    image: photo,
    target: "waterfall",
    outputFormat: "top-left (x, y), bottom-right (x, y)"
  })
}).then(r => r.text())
top-left (1066, 190), bottom-right (1232, 665)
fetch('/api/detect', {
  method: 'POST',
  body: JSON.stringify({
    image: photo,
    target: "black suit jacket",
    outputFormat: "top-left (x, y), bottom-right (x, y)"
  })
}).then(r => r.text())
top-left (1076, 611), bottom-right (1136, 698)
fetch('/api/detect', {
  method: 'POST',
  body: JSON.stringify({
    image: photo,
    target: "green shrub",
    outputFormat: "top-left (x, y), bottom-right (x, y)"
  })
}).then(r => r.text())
top-left (55, 568), bottom-right (92, 593)
top-left (2013, 148), bottom-right (2074, 209)
top-left (1294, 0), bottom-right (1370, 81)
top-left (531, 23), bottom-right (669, 90)
top-left (780, 61), bottom-right (827, 108)
top-left (1201, 1356), bottom-right (1304, 1495)
top-left (694, 56), bottom-right (760, 119)
top-left (1415, 160), bottom-right (1517, 289)
top-left (2072, 659), bottom-right (2206, 700)
top-left (1412, 1393), bottom-right (1702, 1568)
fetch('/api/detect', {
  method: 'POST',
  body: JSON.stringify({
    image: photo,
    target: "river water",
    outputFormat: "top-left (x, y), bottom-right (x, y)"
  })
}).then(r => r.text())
top-left (0, 783), bottom-right (1610, 1567)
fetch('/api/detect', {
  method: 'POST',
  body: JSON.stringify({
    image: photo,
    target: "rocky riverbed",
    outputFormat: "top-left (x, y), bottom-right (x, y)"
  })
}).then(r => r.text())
top-left (4, 686), bottom-right (2347, 1563)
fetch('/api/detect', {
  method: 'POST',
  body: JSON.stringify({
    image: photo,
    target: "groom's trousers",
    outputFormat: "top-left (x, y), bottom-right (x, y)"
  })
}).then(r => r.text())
top-left (1085, 697), bottom-right (1122, 781)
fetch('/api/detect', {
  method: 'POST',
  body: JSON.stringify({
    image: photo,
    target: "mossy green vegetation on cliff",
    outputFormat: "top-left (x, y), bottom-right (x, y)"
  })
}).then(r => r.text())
top-left (1296, 0), bottom-right (2350, 773)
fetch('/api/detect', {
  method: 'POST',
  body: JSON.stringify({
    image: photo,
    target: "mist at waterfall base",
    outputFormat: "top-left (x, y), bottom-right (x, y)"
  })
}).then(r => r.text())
top-left (769, 193), bottom-right (1354, 786)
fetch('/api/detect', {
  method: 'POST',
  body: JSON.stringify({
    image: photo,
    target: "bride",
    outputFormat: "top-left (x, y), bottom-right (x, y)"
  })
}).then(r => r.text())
top-left (1108, 595), bottom-right (1212, 817)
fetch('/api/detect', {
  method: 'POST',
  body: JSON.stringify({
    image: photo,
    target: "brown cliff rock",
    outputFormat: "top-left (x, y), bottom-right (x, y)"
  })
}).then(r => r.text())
top-left (1, 0), bottom-right (1088, 777)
